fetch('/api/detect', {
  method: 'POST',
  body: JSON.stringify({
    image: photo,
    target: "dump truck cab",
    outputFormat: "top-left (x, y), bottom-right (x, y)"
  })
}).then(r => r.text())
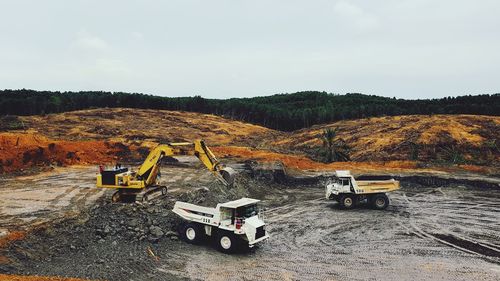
top-left (326, 170), bottom-right (400, 210)
top-left (173, 198), bottom-right (269, 253)
top-left (325, 170), bottom-right (357, 197)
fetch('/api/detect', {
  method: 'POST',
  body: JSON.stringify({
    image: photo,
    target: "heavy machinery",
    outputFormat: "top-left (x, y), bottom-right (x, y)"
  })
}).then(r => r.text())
top-left (326, 170), bottom-right (400, 210)
top-left (173, 197), bottom-right (269, 253)
top-left (96, 140), bottom-right (236, 202)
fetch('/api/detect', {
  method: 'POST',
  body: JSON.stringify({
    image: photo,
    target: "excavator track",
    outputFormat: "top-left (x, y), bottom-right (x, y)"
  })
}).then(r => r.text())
top-left (110, 186), bottom-right (167, 203)
top-left (137, 185), bottom-right (168, 203)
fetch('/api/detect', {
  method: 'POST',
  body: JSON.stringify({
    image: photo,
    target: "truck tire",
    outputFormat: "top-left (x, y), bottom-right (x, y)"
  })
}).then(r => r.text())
top-left (180, 223), bottom-right (204, 244)
top-left (339, 194), bottom-right (355, 209)
top-left (370, 193), bottom-right (389, 210)
top-left (216, 231), bottom-right (238, 254)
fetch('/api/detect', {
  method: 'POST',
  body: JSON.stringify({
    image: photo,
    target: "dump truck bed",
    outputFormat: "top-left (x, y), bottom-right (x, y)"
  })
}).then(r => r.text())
top-left (355, 179), bottom-right (400, 194)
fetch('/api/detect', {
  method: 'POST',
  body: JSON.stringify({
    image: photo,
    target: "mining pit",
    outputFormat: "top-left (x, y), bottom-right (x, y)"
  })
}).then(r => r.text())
top-left (1, 161), bottom-right (499, 281)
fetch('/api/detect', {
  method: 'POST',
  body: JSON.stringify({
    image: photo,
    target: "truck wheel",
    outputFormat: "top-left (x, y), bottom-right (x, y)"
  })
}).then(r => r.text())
top-left (181, 223), bottom-right (203, 244)
top-left (216, 231), bottom-right (238, 254)
top-left (371, 194), bottom-right (389, 210)
top-left (339, 194), bottom-right (355, 209)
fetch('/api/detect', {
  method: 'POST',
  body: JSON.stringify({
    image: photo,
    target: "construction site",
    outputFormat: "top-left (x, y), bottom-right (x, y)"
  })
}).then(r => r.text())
top-left (0, 108), bottom-right (499, 281)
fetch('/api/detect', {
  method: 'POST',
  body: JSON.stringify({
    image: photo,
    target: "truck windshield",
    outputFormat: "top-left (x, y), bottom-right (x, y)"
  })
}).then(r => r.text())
top-left (236, 204), bottom-right (259, 218)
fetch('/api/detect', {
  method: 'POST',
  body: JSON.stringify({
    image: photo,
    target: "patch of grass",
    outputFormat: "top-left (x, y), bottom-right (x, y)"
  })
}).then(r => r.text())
top-left (0, 116), bottom-right (24, 131)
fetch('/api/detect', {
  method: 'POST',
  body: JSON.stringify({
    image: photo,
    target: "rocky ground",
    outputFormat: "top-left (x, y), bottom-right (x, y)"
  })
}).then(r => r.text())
top-left (1, 163), bottom-right (499, 281)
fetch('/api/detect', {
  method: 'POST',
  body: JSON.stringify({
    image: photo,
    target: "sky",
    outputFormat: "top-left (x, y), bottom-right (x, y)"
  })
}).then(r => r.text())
top-left (1, 0), bottom-right (499, 99)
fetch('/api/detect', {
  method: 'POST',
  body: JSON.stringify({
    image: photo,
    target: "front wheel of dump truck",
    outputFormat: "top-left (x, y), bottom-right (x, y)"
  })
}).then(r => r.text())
top-left (370, 193), bottom-right (389, 210)
top-left (216, 231), bottom-right (238, 254)
top-left (339, 194), bottom-right (356, 209)
top-left (180, 223), bottom-right (204, 244)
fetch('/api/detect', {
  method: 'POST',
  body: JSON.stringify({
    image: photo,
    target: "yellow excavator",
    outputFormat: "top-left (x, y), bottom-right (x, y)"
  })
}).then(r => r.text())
top-left (96, 140), bottom-right (236, 202)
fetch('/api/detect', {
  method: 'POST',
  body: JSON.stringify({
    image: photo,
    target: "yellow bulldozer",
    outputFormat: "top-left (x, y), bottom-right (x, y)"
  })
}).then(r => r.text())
top-left (96, 140), bottom-right (236, 202)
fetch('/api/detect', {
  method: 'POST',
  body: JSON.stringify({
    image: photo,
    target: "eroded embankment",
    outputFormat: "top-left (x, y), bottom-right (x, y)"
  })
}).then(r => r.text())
top-left (213, 146), bottom-right (499, 176)
top-left (0, 133), bottom-right (141, 174)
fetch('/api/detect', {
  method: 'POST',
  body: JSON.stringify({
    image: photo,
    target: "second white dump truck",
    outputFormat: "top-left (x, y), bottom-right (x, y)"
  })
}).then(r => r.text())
top-left (326, 170), bottom-right (400, 210)
top-left (172, 198), bottom-right (269, 253)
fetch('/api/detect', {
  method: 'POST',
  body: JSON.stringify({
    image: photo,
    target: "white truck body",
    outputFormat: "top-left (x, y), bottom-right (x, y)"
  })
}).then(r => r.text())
top-left (173, 198), bottom-right (269, 249)
top-left (326, 170), bottom-right (400, 209)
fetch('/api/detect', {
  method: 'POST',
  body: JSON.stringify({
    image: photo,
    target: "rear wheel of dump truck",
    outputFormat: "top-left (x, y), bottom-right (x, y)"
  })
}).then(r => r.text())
top-left (370, 193), bottom-right (389, 210)
top-left (216, 231), bottom-right (238, 254)
top-left (180, 223), bottom-right (204, 244)
top-left (339, 194), bottom-right (355, 209)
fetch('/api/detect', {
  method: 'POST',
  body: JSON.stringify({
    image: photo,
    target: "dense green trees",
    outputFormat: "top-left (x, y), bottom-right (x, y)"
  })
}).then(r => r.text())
top-left (0, 89), bottom-right (498, 131)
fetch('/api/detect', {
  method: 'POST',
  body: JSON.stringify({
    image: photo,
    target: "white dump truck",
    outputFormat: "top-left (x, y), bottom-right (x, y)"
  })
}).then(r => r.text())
top-left (326, 170), bottom-right (400, 210)
top-left (172, 198), bottom-right (269, 253)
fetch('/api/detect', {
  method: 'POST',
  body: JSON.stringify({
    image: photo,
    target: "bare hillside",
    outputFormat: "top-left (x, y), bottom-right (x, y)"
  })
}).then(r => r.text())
top-left (1, 110), bottom-right (499, 174)
top-left (272, 115), bottom-right (499, 165)
top-left (16, 108), bottom-right (280, 146)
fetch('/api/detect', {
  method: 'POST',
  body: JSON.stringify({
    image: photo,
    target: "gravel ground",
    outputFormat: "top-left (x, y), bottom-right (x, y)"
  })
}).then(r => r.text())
top-left (1, 167), bottom-right (499, 281)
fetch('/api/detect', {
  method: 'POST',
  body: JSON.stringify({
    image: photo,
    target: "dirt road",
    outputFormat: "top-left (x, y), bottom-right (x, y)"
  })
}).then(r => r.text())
top-left (0, 160), bottom-right (214, 239)
top-left (157, 186), bottom-right (500, 281)
top-left (0, 166), bottom-right (102, 238)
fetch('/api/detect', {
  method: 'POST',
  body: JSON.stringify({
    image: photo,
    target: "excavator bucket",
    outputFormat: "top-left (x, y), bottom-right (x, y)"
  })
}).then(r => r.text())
top-left (219, 167), bottom-right (236, 187)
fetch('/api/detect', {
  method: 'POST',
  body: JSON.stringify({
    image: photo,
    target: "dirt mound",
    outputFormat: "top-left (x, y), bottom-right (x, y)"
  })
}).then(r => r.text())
top-left (272, 115), bottom-right (500, 165)
top-left (14, 108), bottom-right (279, 146)
top-left (0, 173), bottom-right (280, 281)
top-left (0, 133), bottom-right (137, 173)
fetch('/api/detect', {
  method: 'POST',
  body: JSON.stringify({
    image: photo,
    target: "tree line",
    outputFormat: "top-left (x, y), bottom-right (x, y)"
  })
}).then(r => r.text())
top-left (0, 89), bottom-right (498, 131)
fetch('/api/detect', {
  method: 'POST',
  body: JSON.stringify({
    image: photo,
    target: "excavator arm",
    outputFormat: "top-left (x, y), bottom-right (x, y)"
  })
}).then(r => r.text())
top-left (96, 139), bottom-right (235, 202)
top-left (136, 140), bottom-right (235, 187)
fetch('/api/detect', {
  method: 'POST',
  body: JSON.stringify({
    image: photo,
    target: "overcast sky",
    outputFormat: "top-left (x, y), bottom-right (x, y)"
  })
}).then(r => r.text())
top-left (1, 0), bottom-right (499, 99)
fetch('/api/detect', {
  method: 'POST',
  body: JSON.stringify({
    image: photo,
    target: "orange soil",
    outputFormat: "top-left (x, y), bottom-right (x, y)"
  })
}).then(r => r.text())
top-left (213, 146), bottom-right (495, 174)
top-left (213, 146), bottom-right (420, 172)
top-left (0, 274), bottom-right (101, 281)
top-left (0, 133), bottom-right (134, 173)
top-left (0, 231), bottom-right (26, 248)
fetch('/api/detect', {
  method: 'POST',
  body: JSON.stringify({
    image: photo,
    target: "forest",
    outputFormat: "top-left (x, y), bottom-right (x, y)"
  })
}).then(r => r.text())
top-left (0, 89), bottom-right (498, 131)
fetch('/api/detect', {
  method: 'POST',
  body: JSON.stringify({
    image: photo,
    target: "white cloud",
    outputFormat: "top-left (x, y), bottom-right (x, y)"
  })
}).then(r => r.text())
top-left (333, 0), bottom-right (380, 31)
top-left (74, 30), bottom-right (110, 51)
top-left (131, 31), bottom-right (144, 40)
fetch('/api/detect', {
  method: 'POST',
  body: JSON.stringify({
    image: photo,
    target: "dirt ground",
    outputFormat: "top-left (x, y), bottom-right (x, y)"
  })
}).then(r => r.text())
top-left (1, 164), bottom-right (499, 281)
